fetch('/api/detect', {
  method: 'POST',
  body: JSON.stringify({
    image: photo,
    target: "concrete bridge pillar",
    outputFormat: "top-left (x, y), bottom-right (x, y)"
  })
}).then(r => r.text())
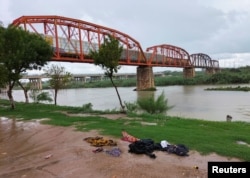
top-left (0, 85), bottom-right (8, 95)
top-left (29, 78), bottom-right (42, 90)
top-left (136, 66), bottom-right (155, 91)
top-left (183, 67), bottom-right (195, 78)
top-left (74, 76), bottom-right (86, 83)
top-left (205, 68), bottom-right (216, 75)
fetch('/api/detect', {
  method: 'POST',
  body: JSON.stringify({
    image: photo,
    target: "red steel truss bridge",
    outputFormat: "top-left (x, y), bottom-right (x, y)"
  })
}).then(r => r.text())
top-left (12, 15), bottom-right (219, 69)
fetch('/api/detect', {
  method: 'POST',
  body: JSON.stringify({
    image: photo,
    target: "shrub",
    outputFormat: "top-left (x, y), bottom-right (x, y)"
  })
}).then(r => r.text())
top-left (124, 101), bottom-right (138, 113)
top-left (29, 90), bottom-right (53, 103)
top-left (137, 91), bottom-right (174, 114)
top-left (37, 92), bottom-right (53, 103)
top-left (29, 89), bottom-right (40, 103)
top-left (82, 103), bottom-right (93, 112)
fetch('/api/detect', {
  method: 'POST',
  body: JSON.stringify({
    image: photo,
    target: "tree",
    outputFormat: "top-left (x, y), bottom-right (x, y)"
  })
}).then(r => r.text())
top-left (44, 64), bottom-right (72, 105)
top-left (0, 25), bottom-right (53, 109)
top-left (37, 91), bottom-right (53, 103)
top-left (0, 64), bottom-right (8, 88)
top-left (90, 35), bottom-right (125, 112)
top-left (0, 26), bottom-right (8, 88)
top-left (17, 79), bottom-right (31, 103)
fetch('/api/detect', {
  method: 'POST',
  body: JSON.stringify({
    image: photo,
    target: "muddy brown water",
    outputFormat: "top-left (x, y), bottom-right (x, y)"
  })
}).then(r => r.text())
top-left (6, 84), bottom-right (250, 122)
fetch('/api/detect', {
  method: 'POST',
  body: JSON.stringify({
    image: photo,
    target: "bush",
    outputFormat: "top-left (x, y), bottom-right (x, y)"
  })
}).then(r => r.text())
top-left (137, 91), bottom-right (174, 114)
top-left (29, 89), bottom-right (40, 103)
top-left (124, 101), bottom-right (138, 113)
top-left (37, 92), bottom-right (53, 103)
top-left (82, 103), bottom-right (93, 112)
top-left (29, 90), bottom-right (53, 103)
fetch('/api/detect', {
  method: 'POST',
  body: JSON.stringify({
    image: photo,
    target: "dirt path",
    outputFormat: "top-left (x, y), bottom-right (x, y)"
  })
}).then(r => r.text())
top-left (0, 118), bottom-right (240, 178)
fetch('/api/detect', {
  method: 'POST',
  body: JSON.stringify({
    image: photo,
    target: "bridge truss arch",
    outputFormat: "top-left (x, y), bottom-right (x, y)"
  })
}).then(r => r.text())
top-left (211, 60), bottom-right (220, 69)
top-left (12, 15), bottom-right (147, 65)
top-left (190, 53), bottom-right (219, 69)
top-left (145, 44), bottom-right (192, 67)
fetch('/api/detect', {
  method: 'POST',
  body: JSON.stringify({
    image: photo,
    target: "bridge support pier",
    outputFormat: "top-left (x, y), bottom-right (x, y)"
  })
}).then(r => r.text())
top-left (136, 66), bottom-right (155, 91)
top-left (29, 78), bottom-right (42, 90)
top-left (205, 68), bottom-right (216, 75)
top-left (0, 85), bottom-right (8, 95)
top-left (183, 67), bottom-right (195, 78)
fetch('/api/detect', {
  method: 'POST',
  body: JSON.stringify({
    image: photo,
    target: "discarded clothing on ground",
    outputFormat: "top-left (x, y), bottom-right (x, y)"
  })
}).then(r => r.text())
top-left (164, 144), bottom-right (189, 156)
top-left (84, 136), bottom-right (117, 147)
top-left (92, 147), bottom-right (122, 157)
top-left (128, 139), bottom-right (157, 159)
top-left (105, 147), bottom-right (122, 157)
top-left (121, 131), bottom-right (140, 143)
top-left (160, 140), bottom-right (170, 148)
top-left (128, 138), bottom-right (189, 159)
top-left (92, 147), bottom-right (104, 153)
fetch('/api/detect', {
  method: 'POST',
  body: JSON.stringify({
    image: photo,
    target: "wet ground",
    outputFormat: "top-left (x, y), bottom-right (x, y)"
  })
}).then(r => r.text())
top-left (0, 117), bottom-right (241, 178)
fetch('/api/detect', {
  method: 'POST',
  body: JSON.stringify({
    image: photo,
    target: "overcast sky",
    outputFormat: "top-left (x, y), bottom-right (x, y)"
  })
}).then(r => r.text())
top-left (1, 0), bottom-right (250, 74)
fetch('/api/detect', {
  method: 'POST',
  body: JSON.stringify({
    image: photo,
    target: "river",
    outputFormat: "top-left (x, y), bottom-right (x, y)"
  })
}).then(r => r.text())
top-left (3, 84), bottom-right (250, 122)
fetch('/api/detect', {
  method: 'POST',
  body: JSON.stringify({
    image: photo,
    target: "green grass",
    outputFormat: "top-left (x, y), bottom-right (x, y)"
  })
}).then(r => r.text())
top-left (1, 99), bottom-right (250, 161)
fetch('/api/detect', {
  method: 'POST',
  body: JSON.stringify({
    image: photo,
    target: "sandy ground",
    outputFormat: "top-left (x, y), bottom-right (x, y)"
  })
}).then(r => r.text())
top-left (0, 117), bottom-right (241, 178)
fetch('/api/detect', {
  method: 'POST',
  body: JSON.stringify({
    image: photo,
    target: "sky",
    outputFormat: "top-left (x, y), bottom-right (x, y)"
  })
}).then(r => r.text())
top-left (1, 0), bottom-right (250, 74)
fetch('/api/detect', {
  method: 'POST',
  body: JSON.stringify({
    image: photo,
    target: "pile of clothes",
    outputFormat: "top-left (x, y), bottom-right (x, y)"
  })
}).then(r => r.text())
top-left (83, 131), bottom-right (189, 159)
top-left (122, 131), bottom-right (189, 159)
top-left (83, 136), bottom-right (117, 147)
top-left (84, 136), bottom-right (121, 157)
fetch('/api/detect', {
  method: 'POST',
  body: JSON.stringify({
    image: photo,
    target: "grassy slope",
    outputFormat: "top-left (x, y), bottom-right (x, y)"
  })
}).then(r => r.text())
top-left (0, 99), bottom-right (250, 161)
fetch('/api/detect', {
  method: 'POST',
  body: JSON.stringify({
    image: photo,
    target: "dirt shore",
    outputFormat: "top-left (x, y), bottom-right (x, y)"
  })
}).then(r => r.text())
top-left (0, 118), bottom-right (240, 178)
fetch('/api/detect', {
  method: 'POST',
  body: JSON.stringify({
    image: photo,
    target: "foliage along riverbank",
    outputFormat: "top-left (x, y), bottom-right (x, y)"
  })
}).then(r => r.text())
top-left (0, 99), bottom-right (249, 161)
top-left (38, 66), bottom-right (250, 89)
top-left (205, 85), bottom-right (250, 92)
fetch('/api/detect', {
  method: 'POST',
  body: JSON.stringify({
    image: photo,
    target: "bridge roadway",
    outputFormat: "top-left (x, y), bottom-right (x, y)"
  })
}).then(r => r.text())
top-left (12, 15), bottom-right (220, 90)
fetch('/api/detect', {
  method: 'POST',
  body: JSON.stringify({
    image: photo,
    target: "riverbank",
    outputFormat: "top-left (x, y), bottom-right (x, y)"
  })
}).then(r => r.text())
top-left (0, 99), bottom-right (250, 161)
top-left (0, 118), bottom-right (241, 178)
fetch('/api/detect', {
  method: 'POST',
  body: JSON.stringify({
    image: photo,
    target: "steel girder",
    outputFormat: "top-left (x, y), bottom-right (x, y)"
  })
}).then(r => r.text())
top-left (190, 53), bottom-right (219, 68)
top-left (12, 15), bottom-right (147, 65)
top-left (145, 44), bottom-right (192, 67)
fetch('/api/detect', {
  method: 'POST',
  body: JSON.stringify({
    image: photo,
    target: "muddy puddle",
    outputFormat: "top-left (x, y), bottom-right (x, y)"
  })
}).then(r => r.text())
top-left (0, 117), bottom-right (89, 178)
